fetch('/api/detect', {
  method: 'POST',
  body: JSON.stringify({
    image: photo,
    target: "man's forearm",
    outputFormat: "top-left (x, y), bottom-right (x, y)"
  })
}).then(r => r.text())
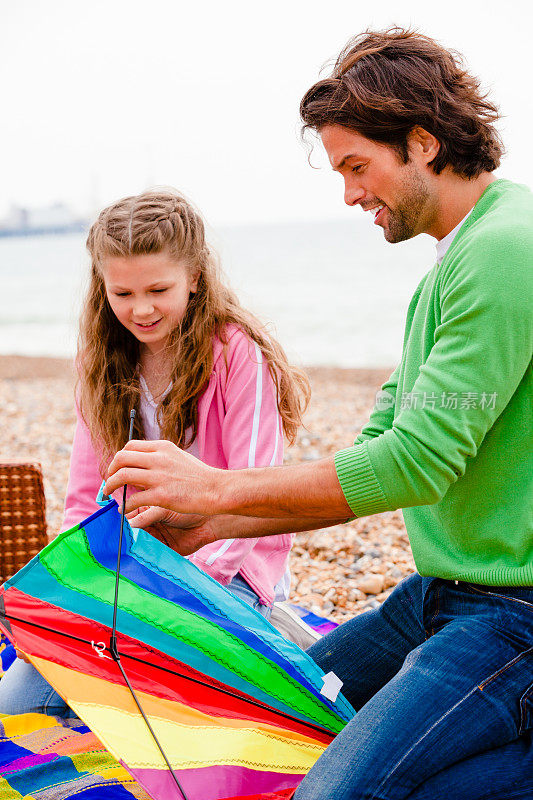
top-left (105, 442), bottom-right (354, 521)
top-left (214, 456), bottom-right (352, 519)
top-left (214, 510), bottom-right (353, 540)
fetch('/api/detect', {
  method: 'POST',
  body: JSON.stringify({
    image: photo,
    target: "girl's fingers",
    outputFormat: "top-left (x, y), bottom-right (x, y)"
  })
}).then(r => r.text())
top-left (15, 649), bottom-right (30, 664)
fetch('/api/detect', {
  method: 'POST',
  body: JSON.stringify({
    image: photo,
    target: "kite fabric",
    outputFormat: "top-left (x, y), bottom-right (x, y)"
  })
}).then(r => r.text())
top-left (0, 712), bottom-right (295, 800)
top-left (0, 499), bottom-right (355, 800)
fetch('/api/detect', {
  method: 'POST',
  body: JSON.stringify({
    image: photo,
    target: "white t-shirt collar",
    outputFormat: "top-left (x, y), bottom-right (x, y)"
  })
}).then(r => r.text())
top-left (435, 208), bottom-right (474, 265)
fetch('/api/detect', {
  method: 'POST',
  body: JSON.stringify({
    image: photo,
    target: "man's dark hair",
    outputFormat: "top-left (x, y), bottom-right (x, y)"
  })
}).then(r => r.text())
top-left (300, 28), bottom-right (503, 178)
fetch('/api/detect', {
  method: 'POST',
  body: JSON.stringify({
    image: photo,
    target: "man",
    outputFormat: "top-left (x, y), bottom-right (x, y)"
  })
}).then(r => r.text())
top-left (106, 29), bottom-right (533, 799)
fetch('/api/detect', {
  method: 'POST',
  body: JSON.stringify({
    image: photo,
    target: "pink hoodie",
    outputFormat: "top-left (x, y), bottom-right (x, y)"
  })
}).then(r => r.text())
top-left (62, 325), bottom-right (293, 605)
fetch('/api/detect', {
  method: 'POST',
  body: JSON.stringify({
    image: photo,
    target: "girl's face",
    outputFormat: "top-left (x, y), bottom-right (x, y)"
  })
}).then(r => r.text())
top-left (102, 252), bottom-right (199, 353)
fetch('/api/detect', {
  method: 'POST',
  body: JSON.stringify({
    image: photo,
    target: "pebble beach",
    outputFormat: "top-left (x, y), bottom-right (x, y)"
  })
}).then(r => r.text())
top-left (0, 356), bottom-right (415, 623)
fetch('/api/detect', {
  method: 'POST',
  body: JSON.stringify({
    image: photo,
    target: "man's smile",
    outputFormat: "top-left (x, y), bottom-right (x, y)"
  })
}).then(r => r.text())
top-left (372, 204), bottom-right (387, 224)
top-left (362, 202), bottom-right (387, 225)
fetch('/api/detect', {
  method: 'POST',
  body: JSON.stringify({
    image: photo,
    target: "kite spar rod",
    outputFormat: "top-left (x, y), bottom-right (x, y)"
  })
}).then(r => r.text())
top-left (109, 408), bottom-right (191, 800)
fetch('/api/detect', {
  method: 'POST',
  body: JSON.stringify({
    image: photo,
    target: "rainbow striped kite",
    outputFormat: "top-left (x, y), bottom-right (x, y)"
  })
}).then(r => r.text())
top-left (0, 498), bottom-right (354, 800)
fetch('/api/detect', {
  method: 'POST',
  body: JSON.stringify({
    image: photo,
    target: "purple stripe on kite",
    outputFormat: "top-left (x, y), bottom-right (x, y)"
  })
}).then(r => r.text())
top-left (0, 752), bottom-right (57, 774)
top-left (128, 763), bottom-right (302, 800)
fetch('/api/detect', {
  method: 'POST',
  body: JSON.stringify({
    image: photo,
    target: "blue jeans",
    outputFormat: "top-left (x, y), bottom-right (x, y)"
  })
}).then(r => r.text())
top-left (226, 572), bottom-right (273, 619)
top-left (294, 573), bottom-right (533, 800)
top-left (0, 572), bottom-right (271, 717)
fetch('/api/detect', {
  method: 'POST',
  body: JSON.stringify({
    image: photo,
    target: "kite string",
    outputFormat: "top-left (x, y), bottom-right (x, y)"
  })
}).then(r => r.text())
top-left (114, 655), bottom-right (191, 797)
top-left (110, 408), bottom-right (136, 652)
top-left (109, 409), bottom-right (191, 800)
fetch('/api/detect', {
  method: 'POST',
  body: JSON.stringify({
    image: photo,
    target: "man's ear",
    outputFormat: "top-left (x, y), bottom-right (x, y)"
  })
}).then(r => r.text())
top-left (407, 126), bottom-right (440, 166)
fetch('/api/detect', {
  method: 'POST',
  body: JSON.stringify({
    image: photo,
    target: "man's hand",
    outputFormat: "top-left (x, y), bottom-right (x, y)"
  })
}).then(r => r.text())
top-left (127, 505), bottom-right (204, 531)
top-left (106, 438), bottom-right (352, 522)
top-left (105, 440), bottom-right (225, 517)
top-left (126, 506), bottom-right (218, 555)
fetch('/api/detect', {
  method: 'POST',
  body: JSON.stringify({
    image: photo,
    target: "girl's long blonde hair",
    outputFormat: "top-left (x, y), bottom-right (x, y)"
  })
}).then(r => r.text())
top-left (78, 189), bottom-right (310, 467)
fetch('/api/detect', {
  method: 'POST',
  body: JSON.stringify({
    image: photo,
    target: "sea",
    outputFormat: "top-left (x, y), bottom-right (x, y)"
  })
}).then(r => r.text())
top-left (0, 219), bottom-right (436, 368)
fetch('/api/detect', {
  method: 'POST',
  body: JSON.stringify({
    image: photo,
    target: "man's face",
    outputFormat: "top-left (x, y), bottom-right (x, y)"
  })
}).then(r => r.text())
top-left (320, 124), bottom-right (435, 243)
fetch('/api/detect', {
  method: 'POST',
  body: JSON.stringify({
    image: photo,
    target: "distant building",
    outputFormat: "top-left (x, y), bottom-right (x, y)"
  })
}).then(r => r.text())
top-left (0, 203), bottom-right (88, 237)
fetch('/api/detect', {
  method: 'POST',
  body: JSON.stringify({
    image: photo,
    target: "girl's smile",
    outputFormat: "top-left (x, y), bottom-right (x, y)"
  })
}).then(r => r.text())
top-left (134, 318), bottom-right (162, 331)
top-left (102, 252), bottom-right (198, 354)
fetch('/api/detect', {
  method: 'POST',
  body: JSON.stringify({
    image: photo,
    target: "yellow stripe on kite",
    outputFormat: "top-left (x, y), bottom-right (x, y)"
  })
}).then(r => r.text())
top-left (32, 657), bottom-right (325, 746)
top-left (30, 657), bottom-right (325, 773)
top-left (74, 703), bottom-right (325, 773)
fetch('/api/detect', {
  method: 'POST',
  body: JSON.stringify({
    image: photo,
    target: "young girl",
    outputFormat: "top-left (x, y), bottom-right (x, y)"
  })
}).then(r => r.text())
top-left (0, 189), bottom-right (310, 716)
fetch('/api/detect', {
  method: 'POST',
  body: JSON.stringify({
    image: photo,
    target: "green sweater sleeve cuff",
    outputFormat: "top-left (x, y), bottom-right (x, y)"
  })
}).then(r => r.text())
top-left (334, 444), bottom-right (391, 517)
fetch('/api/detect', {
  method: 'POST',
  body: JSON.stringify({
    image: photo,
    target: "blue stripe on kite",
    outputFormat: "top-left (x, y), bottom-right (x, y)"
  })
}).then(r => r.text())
top-left (82, 504), bottom-right (338, 713)
top-left (12, 560), bottom-right (320, 726)
top-left (136, 522), bottom-right (354, 720)
top-left (131, 522), bottom-right (353, 721)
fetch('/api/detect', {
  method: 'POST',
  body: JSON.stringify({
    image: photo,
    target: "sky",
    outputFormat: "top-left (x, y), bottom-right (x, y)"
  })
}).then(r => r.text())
top-left (3, 0), bottom-right (532, 227)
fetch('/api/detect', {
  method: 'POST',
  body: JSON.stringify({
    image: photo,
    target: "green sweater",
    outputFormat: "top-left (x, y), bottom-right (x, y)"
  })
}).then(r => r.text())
top-left (335, 179), bottom-right (533, 586)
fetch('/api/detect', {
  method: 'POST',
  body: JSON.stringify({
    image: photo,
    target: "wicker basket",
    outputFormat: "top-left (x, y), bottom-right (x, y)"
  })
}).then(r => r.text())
top-left (0, 462), bottom-right (48, 583)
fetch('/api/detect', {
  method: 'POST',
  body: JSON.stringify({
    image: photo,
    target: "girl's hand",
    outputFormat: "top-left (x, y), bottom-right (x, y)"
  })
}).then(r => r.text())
top-left (15, 649), bottom-right (30, 664)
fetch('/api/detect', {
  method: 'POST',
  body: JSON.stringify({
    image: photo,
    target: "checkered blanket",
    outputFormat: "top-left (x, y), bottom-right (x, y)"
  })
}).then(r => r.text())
top-left (0, 712), bottom-right (152, 799)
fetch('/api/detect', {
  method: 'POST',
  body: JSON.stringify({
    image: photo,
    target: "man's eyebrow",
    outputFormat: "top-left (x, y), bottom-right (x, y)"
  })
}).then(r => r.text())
top-left (332, 153), bottom-right (362, 171)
